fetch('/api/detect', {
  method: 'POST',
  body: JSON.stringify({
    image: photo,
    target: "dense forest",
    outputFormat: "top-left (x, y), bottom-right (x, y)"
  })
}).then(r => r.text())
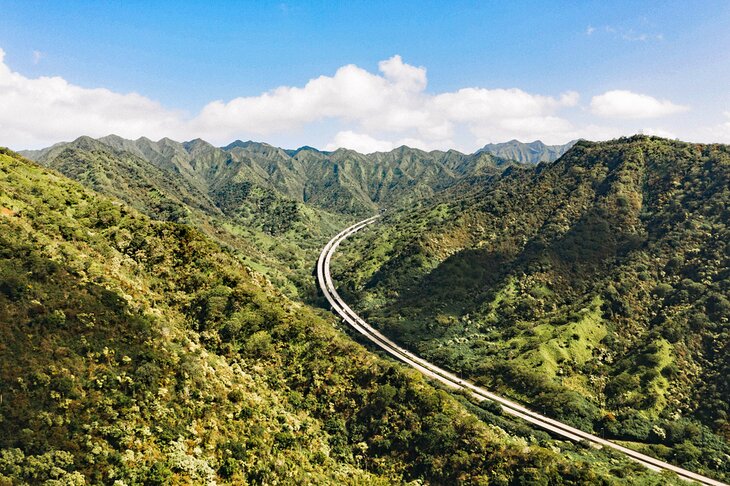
top-left (333, 136), bottom-right (730, 482)
top-left (19, 135), bottom-right (516, 304)
top-left (0, 147), bottom-right (686, 484)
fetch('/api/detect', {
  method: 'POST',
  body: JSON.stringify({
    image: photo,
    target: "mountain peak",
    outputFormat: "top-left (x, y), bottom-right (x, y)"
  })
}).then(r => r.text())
top-left (99, 134), bottom-right (126, 143)
top-left (223, 140), bottom-right (268, 151)
top-left (69, 135), bottom-right (107, 151)
top-left (477, 139), bottom-right (576, 164)
top-left (183, 138), bottom-right (214, 154)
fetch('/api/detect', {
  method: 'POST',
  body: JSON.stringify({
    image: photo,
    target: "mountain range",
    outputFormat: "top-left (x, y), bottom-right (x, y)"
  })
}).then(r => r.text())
top-left (333, 136), bottom-right (730, 481)
top-left (21, 135), bottom-right (518, 217)
top-left (3, 134), bottom-right (728, 483)
top-left (0, 145), bottom-right (676, 485)
top-left (17, 134), bottom-right (517, 300)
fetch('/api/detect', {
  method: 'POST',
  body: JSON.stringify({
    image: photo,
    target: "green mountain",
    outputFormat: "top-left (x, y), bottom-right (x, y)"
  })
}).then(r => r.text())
top-left (22, 135), bottom-right (511, 217)
top-left (478, 139), bottom-right (577, 164)
top-left (0, 147), bottom-right (677, 484)
top-left (20, 135), bottom-right (513, 302)
top-left (21, 136), bottom-right (349, 301)
top-left (333, 136), bottom-right (730, 481)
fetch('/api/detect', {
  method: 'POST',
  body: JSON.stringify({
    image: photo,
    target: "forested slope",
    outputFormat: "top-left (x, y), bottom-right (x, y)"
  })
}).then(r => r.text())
top-left (334, 136), bottom-right (730, 481)
top-left (1, 148), bottom-right (679, 484)
top-left (29, 136), bottom-right (349, 301)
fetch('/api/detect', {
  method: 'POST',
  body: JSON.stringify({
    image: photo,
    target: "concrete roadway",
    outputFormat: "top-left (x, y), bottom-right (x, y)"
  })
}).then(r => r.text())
top-left (317, 216), bottom-right (727, 486)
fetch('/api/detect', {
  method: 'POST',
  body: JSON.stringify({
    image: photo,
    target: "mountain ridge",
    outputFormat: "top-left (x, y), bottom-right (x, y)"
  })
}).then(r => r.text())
top-left (20, 135), bottom-right (573, 165)
top-left (477, 139), bottom-right (577, 164)
top-left (21, 135), bottom-right (518, 217)
top-left (332, 136), bottom-right (730, 481)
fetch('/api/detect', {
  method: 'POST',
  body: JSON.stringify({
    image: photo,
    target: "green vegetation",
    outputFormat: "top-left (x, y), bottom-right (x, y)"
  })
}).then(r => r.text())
top-left (23, 136), bottom-right (350, 303)
top-left (335, 136), bottom-right (730, 481)
top-left (21, 135), bottom-right (516, 304)
top-left (0, 147), bottom-right (681, 484)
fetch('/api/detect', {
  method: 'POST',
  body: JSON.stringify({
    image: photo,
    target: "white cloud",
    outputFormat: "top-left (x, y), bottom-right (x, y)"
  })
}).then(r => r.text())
top-left (324, 130), bottom-right (449, 153)
top-left (2, 48), bottom-right (587, 150)
top-left (590, 90), bottom-right (688, 119)
top-left (325, 131), bottom-right (395, 153)
top-left (0, 48), bottom-right (185, 148)
top-left (0, 47), bottom-right (700, 151)
top-left (32, 50), bottom-right (44, 65)
top-left (193, 55), bottom-right (440, 143)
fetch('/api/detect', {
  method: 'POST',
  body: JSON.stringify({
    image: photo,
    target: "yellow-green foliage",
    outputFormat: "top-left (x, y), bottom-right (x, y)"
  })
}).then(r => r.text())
top-left (335, 137), bottom-right (730, 481)
top-left (0, 148), bottom-right (674, 484)
top-left (519, 298), bottom-right (607, 379)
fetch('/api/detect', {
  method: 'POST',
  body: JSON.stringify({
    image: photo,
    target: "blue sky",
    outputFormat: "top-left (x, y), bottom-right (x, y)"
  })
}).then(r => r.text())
top-left (1, 0), bottom-right (729, 151)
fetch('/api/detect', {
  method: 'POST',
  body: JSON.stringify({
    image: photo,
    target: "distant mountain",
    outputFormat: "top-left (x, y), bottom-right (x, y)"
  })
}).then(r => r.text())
top-left (18, 135), bottom-right (516, 301)
top-left (284, 145), bottom-right (331, 157)
top-left (477, 139), bottom-right (577, 164)
top-left (22, 135), bottom-right (514, 217)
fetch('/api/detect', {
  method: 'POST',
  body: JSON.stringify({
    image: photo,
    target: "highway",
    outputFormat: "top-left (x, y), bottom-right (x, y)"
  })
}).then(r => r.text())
top-left (317, 215), bottom-right (728, 486)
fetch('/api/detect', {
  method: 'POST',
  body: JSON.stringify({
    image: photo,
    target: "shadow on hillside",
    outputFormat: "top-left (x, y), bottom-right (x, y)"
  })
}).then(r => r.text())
top-left (377, 204), bottom-right (646, 334)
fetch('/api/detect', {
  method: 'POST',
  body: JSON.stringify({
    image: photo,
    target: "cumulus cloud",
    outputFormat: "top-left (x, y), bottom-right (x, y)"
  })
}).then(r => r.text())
top-left (193, 56), bottom-right (432, 141)
top-left (0, 48), bottom-right (185, 148)
top-left (194, 55), bottom-right (583, 151)
top-left (590, 90), bottom-right (688, 119)
top-left (324, 131), bottom-right (396, 153)
top-left (0, 47), bottom-right (698, 152)
top-left (324, 131), bottom-right (448, 154)
top-left (2, 48), bottom-right (588, 151)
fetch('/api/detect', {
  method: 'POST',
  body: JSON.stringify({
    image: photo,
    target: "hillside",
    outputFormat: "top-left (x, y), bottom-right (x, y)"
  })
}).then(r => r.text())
top-left (22, 135), bottom-right (511, 217)
top-left (21, 136), bottom-right (513, 302)
top-left (0, 147), bottom-right (683, 484)
top-left (333, 136), bottom-right (730, 482)
top-left (478, 140), bottom-right (577, 164)
top-left (22, 136), bottom-right (348, 301)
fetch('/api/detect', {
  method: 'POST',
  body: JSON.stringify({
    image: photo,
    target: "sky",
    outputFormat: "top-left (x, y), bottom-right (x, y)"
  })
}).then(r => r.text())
top-left (1, 0), bottom-right (729, 152)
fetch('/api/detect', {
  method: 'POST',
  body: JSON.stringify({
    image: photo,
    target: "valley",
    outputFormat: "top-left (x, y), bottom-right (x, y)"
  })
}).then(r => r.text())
top-left (1, 135), bottom-right (728, 484)
top-left (3, 3), bottom-right (727, 484)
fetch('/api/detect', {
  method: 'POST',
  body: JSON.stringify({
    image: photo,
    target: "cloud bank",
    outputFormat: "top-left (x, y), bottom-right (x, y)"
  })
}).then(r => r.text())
top-left (0, 48), bottom-right (184, 148)
top-left (590, 90), bottom-right (689, 119)
top-left (0, 48), bottom-right (706, 153)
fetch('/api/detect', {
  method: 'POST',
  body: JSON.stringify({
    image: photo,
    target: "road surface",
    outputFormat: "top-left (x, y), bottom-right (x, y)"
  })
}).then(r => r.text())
top-left (317, 215), bottom-right (727, 486)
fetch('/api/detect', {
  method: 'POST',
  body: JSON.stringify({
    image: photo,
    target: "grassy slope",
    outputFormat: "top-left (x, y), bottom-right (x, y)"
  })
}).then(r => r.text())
top-left (334, 136), bottom-right (730, 481)
top-left (0, 148), bottom-right (681, 484)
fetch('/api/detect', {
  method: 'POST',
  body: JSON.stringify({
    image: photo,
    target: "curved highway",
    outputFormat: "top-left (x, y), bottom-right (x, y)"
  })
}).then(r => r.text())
top-left (317, 216), bottom-right (727, 486)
